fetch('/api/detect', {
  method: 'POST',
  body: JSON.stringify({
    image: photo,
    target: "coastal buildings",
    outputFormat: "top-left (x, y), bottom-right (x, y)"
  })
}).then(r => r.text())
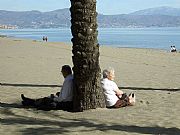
top-left (0, 24), bottom-right (17, 29)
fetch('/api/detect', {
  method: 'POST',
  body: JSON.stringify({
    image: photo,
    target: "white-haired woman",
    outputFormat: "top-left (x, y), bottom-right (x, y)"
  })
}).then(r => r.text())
top-left (101, 67), bottom-right (135, 108)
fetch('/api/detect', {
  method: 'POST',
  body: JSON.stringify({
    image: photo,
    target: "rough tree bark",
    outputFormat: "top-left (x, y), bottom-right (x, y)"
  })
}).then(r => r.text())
top-left (70, 0), bottom-right (105, 111)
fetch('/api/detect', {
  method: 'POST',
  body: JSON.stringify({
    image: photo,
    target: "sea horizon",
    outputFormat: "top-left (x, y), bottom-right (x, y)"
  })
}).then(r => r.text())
top-left (0, 27), bottom-right (180, 51)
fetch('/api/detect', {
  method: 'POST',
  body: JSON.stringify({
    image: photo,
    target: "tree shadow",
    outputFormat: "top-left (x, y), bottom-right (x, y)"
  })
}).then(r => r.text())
top-left (1, 82), bottom-right (179, 91)
top-left (0, 82), bottom-right (62, 88)
top-left (1, 115), bottom-right (180, 135)
top-left (1, 83), bottom-right (180, 134)
top-left (1, 103), bottom-right (180, 135)
top-left (118, 86), bottom-right (180, 92)
top-left (0, 102), bottom-right (23, 109)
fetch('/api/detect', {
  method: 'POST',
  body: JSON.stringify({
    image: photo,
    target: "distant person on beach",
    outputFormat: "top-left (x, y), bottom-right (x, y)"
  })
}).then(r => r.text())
top-left (101, 67), bottom-right (135, 108)
top-left (21, 65), bottom-right (73, 111)
top-left (42, 36), bottom-right (48, 42)
top-left (42, 36), bottom-right (45, 41)
top-left (170, 46), bottom-right (177, 52)
top-left (45, 36), bottom-right (48, 42)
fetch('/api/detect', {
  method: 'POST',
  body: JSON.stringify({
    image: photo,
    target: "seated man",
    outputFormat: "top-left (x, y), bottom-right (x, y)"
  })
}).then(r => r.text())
top-left (21, 65), bottom-right (73, 111)
top-left (101, 67), bottom-right (135, 108)
top-left (170, 45), bottom-right (177, 52)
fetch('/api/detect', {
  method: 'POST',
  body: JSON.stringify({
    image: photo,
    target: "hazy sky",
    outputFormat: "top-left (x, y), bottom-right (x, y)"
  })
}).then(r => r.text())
top-left (0, 0), bottom-right (180, 14)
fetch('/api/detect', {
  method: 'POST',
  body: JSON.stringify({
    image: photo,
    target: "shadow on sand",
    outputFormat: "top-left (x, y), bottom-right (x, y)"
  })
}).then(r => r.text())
top-left (0, 102), bottom-right (180, 135)
top-left (0, 82), bottom-right (62, 88)
top-left (0, 102), bottom-right (23, 109)
top-left (1, 82), bottom-right (180, 134)
top-left (1, 82), bottom-right (179, 92)
top-left (0, 109), bottom-right (180, 134)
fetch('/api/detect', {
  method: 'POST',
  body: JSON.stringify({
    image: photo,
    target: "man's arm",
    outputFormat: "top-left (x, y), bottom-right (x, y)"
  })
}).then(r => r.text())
top-left (53, 79), bottom-right (73, 102)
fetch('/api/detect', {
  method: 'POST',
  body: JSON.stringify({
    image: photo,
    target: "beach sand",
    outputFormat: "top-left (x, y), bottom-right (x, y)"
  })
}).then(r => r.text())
top-left (0, 37), bottom-right (180, 135)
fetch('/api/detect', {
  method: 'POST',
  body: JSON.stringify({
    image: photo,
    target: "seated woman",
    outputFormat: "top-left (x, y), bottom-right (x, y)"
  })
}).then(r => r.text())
top-left (101, 67), bottom-right (135, 108)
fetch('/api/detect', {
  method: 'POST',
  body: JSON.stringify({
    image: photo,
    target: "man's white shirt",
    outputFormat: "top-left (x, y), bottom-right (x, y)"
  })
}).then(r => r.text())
top-left (54, 74), bottom-right (73, 102)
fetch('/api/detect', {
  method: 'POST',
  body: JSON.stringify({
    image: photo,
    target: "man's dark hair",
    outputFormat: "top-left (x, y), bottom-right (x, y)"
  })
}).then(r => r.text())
top-left (62, 65), bottom-right (72, 74)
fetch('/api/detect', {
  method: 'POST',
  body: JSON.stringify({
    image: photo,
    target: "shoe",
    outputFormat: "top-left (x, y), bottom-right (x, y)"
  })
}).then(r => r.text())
top-left (21, 94), bottom-right (35, 106)
top-left (21, 94), bottom-right (26, 100)
top-left (129, 93), bottom-right (136, 106)
top-left (131, 94), bottom-right (136, 105)
top-left (129, 93), bottom-right (135, 98)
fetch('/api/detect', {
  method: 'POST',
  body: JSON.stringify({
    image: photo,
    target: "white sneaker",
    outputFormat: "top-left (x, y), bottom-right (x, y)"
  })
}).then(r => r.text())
top-left (129, 93), bottom-right (136, 105)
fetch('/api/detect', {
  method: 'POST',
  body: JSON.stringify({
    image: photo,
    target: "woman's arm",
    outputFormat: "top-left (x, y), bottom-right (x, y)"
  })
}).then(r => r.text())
top-left (115, 89), bottom-right (124, 97)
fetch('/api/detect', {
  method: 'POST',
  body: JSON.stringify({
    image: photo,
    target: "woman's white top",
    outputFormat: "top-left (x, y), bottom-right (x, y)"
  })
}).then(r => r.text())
top-left (101, 78), bottom-right (119, 107)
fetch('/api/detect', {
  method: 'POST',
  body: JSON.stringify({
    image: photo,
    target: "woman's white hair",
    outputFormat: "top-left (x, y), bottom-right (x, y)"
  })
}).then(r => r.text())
top-left (102, 67), bottom-right (114, 78)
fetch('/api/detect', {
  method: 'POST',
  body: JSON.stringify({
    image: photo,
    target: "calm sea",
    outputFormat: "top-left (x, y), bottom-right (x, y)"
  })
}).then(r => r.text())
top-left (0, 27), bottom-right (180, 50)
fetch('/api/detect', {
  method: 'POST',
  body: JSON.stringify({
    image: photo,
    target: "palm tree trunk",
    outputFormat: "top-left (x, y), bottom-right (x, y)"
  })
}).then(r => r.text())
top-left (70, 0), bottom-right (105, 111)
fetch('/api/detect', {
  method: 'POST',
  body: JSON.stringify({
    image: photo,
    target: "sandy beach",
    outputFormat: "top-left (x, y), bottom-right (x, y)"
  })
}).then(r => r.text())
top-left (0, 37), bottom-right (180, 135)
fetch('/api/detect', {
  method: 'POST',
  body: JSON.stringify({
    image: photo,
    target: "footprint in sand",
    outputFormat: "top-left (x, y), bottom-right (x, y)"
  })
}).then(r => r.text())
top-left (140, 100), bottom-right (150, 105)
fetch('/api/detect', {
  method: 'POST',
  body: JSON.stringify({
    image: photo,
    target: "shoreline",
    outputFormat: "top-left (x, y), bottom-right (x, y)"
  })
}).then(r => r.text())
top-left (1, 27), bottom-right (179, 50)
top-left (0, 36), bottom-right (172, 52)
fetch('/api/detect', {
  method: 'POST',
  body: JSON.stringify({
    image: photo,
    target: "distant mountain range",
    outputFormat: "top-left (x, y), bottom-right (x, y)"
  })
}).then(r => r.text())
top-left (130, 6), bottom-right (180, 16)
top-left (0, 6), bottom-right (180, 28)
